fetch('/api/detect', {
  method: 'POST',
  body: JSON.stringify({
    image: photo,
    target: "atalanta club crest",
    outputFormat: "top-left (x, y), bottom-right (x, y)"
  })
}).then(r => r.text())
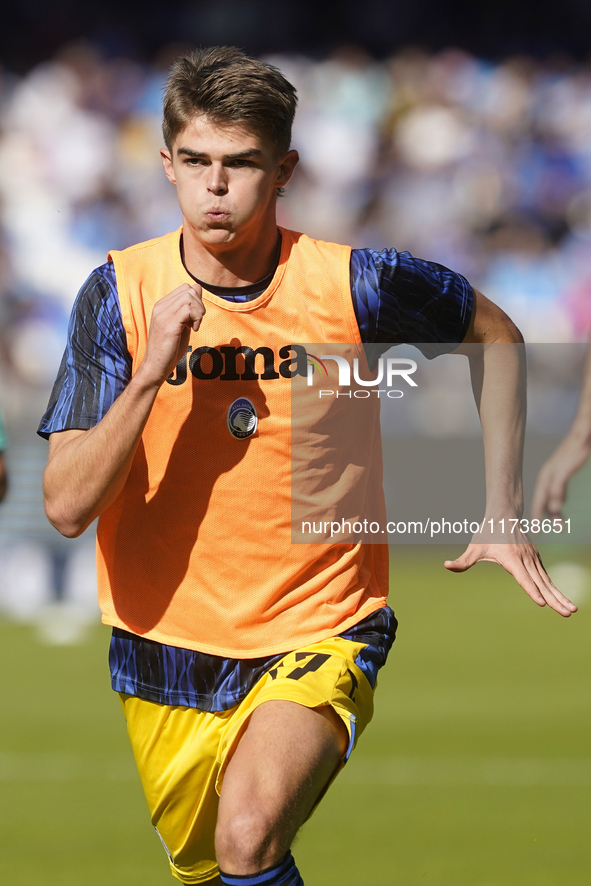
top-left (227, 398), bottom-right (258, 439)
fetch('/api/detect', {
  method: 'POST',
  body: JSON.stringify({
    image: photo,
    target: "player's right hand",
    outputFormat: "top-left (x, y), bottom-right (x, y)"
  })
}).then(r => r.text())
top-left (139, 283), bottom-right (205, 386)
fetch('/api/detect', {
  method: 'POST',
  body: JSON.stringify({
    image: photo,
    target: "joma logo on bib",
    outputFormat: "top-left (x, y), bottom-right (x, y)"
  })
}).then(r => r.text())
top-left (166, 344), bottom-right (308, 385)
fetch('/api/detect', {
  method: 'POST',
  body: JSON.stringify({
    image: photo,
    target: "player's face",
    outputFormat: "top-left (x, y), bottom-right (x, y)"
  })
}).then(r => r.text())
top-left (161, 115), bottom-right (298, 248)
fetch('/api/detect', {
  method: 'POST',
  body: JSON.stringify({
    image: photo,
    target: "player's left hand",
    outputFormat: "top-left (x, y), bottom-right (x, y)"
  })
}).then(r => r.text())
top-left (444, 541), bottom-right (578, 617)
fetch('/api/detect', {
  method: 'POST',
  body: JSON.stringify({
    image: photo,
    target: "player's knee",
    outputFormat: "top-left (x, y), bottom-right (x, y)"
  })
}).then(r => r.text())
top-left (215, 809), bottom-right (283, 872)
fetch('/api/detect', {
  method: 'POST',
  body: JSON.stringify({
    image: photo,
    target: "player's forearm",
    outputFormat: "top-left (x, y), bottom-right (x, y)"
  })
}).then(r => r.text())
top-left (43, 365), bottom-right (161, 537)
top-left (469, 341), bottom-right (527, 517)
top-left (460, 288), bottom-right (526, 518)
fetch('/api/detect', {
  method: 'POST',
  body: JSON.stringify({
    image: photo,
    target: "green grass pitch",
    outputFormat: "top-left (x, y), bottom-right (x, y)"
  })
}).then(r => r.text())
top-left (1, 547), bottom-right (589, 885)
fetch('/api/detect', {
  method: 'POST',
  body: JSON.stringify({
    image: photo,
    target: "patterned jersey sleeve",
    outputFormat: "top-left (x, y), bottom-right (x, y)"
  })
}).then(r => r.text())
top-left (350, 248), bottom-right (474, 356)
top-left (38, 262), bottom-right (132, 439)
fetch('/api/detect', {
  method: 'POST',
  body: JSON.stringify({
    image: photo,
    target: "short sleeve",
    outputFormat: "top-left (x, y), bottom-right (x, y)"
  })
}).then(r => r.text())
top-left (350, 248), bottom-right (474, 356)
top-left (38, 262), bottom-right (132, 439)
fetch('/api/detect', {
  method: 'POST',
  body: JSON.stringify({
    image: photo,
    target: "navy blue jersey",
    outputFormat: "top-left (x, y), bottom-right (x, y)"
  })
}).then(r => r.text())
top-left (39, 241), bottom-right (472, 711)
top-left (110, 605), bottom-right (397, 711)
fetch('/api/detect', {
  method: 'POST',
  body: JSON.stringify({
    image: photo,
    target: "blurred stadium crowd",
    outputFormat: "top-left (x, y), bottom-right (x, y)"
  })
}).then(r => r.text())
top-left (2, 43), bottom-right (591, 382)
top-left (1, 41), bottom-right (591, 631)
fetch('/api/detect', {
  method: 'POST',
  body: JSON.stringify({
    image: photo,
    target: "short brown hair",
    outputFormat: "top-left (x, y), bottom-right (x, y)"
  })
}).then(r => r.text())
top-left (162, 46), bottom-right (297, 155)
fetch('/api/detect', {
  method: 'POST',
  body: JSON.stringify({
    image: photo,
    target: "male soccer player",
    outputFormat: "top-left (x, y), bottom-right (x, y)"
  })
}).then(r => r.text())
top-left (39, 47), bottom-right (576, 886)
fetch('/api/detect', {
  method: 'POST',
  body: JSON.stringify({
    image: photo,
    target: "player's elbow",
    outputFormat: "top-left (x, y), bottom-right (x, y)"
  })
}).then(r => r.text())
top-left (483, 302), bottom-right (524, 344)
top-left (496, 313), bottom-right (524, 344)
top-left (57, 521), bottom-right (87, 539)
top-left (44, 502), bottom-right (87, 538)
top-left (467, 289), bottom-right (525, 344)
top-left (43, 482), bottom-right (88, 538)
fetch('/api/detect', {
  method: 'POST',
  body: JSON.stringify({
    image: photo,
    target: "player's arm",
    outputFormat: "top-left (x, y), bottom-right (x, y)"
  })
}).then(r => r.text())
top-left (444, 289), bottom-right (577, 616)
top-left (43, 283), bottom-right (205, 537)
top-left (531, 338), bottom-right (591, 519)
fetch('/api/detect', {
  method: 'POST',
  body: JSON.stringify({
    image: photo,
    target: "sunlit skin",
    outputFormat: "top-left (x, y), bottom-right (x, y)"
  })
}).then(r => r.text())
top-left (161, 115), bottom-right (299, 287)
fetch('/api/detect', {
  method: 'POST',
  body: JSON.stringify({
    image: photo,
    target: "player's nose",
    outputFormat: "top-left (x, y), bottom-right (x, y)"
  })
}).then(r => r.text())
top-left (207, 163), bottom-right (229, 195)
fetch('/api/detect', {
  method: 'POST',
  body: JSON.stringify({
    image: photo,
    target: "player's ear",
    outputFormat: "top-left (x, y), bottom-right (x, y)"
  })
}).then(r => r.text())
top-left (276, 149), bottom-right (299, 189)
top-left (161, 148), bottom-right (177, 185)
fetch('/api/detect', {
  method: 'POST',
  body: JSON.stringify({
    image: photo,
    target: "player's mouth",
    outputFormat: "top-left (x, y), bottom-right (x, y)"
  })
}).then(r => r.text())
top-left (205, 210), bottom-right (230, 222)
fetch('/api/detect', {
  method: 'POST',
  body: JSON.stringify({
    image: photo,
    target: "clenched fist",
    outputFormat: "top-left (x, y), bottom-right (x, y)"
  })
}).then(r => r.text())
top-left (140, 284), bottom-right (205, 386)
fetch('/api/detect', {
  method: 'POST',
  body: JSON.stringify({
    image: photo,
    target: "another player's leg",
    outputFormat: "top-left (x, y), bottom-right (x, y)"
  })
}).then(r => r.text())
top-left (215, 699), bottom-right (347, 884)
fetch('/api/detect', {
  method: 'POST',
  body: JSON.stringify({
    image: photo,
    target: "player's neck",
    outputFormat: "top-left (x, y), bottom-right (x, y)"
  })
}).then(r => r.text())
top-left (181, 218), bottom-right (281, 288)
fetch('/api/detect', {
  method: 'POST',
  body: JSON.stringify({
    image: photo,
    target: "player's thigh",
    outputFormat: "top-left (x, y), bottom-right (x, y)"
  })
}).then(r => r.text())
top-left (220, 698), bottom-right (347, 815)
top-left (216, 699), bottom-right (347, 864)
top-left (120, 693), bottom-right (224, 883)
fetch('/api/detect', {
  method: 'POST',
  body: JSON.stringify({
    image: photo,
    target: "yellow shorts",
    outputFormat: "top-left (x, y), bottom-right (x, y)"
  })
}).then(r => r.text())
top-left (119, 635), bottom-right (377, 884)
